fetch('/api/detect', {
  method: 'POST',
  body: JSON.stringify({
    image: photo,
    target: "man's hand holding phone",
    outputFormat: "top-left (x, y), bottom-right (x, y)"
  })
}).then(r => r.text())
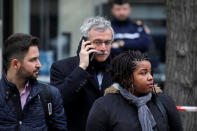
top-left (79, 39), bottom-right (97, 70)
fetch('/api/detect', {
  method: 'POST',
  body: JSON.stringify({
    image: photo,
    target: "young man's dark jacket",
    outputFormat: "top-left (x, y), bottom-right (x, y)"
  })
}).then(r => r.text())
top-left (50, 39), bottom-right (113, 131)
top-left (0, 73), bottom-right (67, 131)
top-left (111, 18), bottom-right (150, 57)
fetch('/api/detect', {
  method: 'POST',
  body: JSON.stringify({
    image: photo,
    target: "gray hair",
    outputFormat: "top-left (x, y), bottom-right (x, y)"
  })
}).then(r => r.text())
top-left (80, 16), bottom-right (114, 40)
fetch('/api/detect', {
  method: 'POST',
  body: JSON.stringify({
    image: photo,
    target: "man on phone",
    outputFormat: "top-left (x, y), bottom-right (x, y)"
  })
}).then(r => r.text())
top-left (50, 16), bottom-right (114, 131)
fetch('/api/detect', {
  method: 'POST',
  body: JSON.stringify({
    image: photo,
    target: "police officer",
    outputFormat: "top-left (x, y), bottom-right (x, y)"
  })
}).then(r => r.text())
top-left (111, 0), bottom-right (151, 58)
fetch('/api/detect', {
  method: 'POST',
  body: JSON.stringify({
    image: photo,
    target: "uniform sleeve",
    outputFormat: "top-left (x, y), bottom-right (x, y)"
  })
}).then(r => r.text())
top-left (158, 94), bottom-right (183, 131)
top-left (50, 86), bottom-right (68, 131)
top-left (50, 61), bottom-right (89, 105)
top-left (124, 25), bottom-right (151, 52)
top-left (86, 99), bottom-right (109, 131)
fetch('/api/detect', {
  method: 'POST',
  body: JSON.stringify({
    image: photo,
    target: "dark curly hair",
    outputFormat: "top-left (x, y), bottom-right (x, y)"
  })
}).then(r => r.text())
top-left (110, 50), bottom-right (149, 89)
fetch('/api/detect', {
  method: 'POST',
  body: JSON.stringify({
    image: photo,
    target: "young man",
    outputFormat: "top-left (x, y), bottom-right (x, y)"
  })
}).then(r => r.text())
top-left (0, 33), bottom-right (67, 131)
top-left (111, 0), bottom-right (151, 58)
top-left (50, 16), bottom-right (114, 131)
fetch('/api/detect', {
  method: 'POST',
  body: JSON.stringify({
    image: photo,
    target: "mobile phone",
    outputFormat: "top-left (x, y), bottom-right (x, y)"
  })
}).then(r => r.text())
top-left (90, 53), bottom-right (95, 61)
top-left (82, 36), bottom-right (88, 42)
top-left (83, 37), bottom-right (95, 62)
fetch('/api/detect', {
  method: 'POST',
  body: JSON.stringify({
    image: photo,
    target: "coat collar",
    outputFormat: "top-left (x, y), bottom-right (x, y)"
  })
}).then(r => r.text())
top-left (104, 83), bottom-right (163, 96)
top-left (1, 72), bottom-right (40, 100)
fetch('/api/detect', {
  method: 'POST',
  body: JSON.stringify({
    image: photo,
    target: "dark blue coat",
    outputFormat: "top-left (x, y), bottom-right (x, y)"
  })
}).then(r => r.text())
top-left (0, 73), bottom-right (67, 131)
top-left (50, 56), bottom-right (112, 131)
top-left (111, 19), bottom-right (150, 57)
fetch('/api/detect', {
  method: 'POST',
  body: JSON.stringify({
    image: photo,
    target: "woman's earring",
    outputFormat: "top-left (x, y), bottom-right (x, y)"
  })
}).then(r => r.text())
top-left (131, 84), bottom-right (136, 94)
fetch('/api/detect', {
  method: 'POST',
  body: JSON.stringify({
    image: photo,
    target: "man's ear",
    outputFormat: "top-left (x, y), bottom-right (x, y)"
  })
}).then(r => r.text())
top-left (111, 5), bottom-right (115, 14)
top-left (129, 6), bottom-right (132, 15)
top-left (129, 6), bottom-right (132, 14)
top-left (11, 59), bottom-right (21, 70)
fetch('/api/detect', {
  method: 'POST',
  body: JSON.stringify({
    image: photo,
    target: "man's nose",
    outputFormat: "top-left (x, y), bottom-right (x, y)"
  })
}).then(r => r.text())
top-left (120, 9), bottom-right (125, 15)
top-left (36, 59), bottom-right (42, 68)
top-left (100, 43), bottom-right (107, 50)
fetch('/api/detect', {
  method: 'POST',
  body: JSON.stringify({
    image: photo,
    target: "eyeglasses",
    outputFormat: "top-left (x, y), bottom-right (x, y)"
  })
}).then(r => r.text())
top-left (92, 40), bottom-right (112, 45)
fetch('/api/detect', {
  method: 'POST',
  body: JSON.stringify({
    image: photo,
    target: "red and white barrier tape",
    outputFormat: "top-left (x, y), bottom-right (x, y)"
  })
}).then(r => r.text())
top-left (177, 106), bottom-right (197, 112)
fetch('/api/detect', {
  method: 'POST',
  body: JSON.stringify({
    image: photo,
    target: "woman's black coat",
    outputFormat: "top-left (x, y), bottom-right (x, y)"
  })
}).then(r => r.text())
top-left (86, 87), bottom-right (183, 131)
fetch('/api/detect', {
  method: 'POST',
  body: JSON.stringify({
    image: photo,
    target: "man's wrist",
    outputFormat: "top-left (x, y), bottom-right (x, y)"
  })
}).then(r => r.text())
top-left (79, 64), bottom-right (87, 70)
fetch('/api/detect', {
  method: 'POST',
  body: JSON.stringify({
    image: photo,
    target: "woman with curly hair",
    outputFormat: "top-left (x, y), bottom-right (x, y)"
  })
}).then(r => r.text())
top-left (86, 50), bottom-right (183, 131)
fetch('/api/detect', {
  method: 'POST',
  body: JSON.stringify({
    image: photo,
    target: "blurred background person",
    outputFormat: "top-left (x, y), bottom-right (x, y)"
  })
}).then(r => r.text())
top-left (86, 50), bottom-right (183, 131)
top-left (110, 0), bottom-right (151, 58)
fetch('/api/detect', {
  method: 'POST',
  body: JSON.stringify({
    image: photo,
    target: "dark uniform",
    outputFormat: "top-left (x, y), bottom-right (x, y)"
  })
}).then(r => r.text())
top-left (111, 18), bottom-right (150, 57)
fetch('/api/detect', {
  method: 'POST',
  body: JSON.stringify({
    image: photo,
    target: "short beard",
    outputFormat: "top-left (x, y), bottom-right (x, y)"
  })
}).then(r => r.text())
top-left (17, 66), bottom-right (37, 82)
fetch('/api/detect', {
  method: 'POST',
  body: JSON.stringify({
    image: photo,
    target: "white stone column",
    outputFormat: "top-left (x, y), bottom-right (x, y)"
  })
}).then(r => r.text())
top-left (13, 0), bottom-right (30, 33)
